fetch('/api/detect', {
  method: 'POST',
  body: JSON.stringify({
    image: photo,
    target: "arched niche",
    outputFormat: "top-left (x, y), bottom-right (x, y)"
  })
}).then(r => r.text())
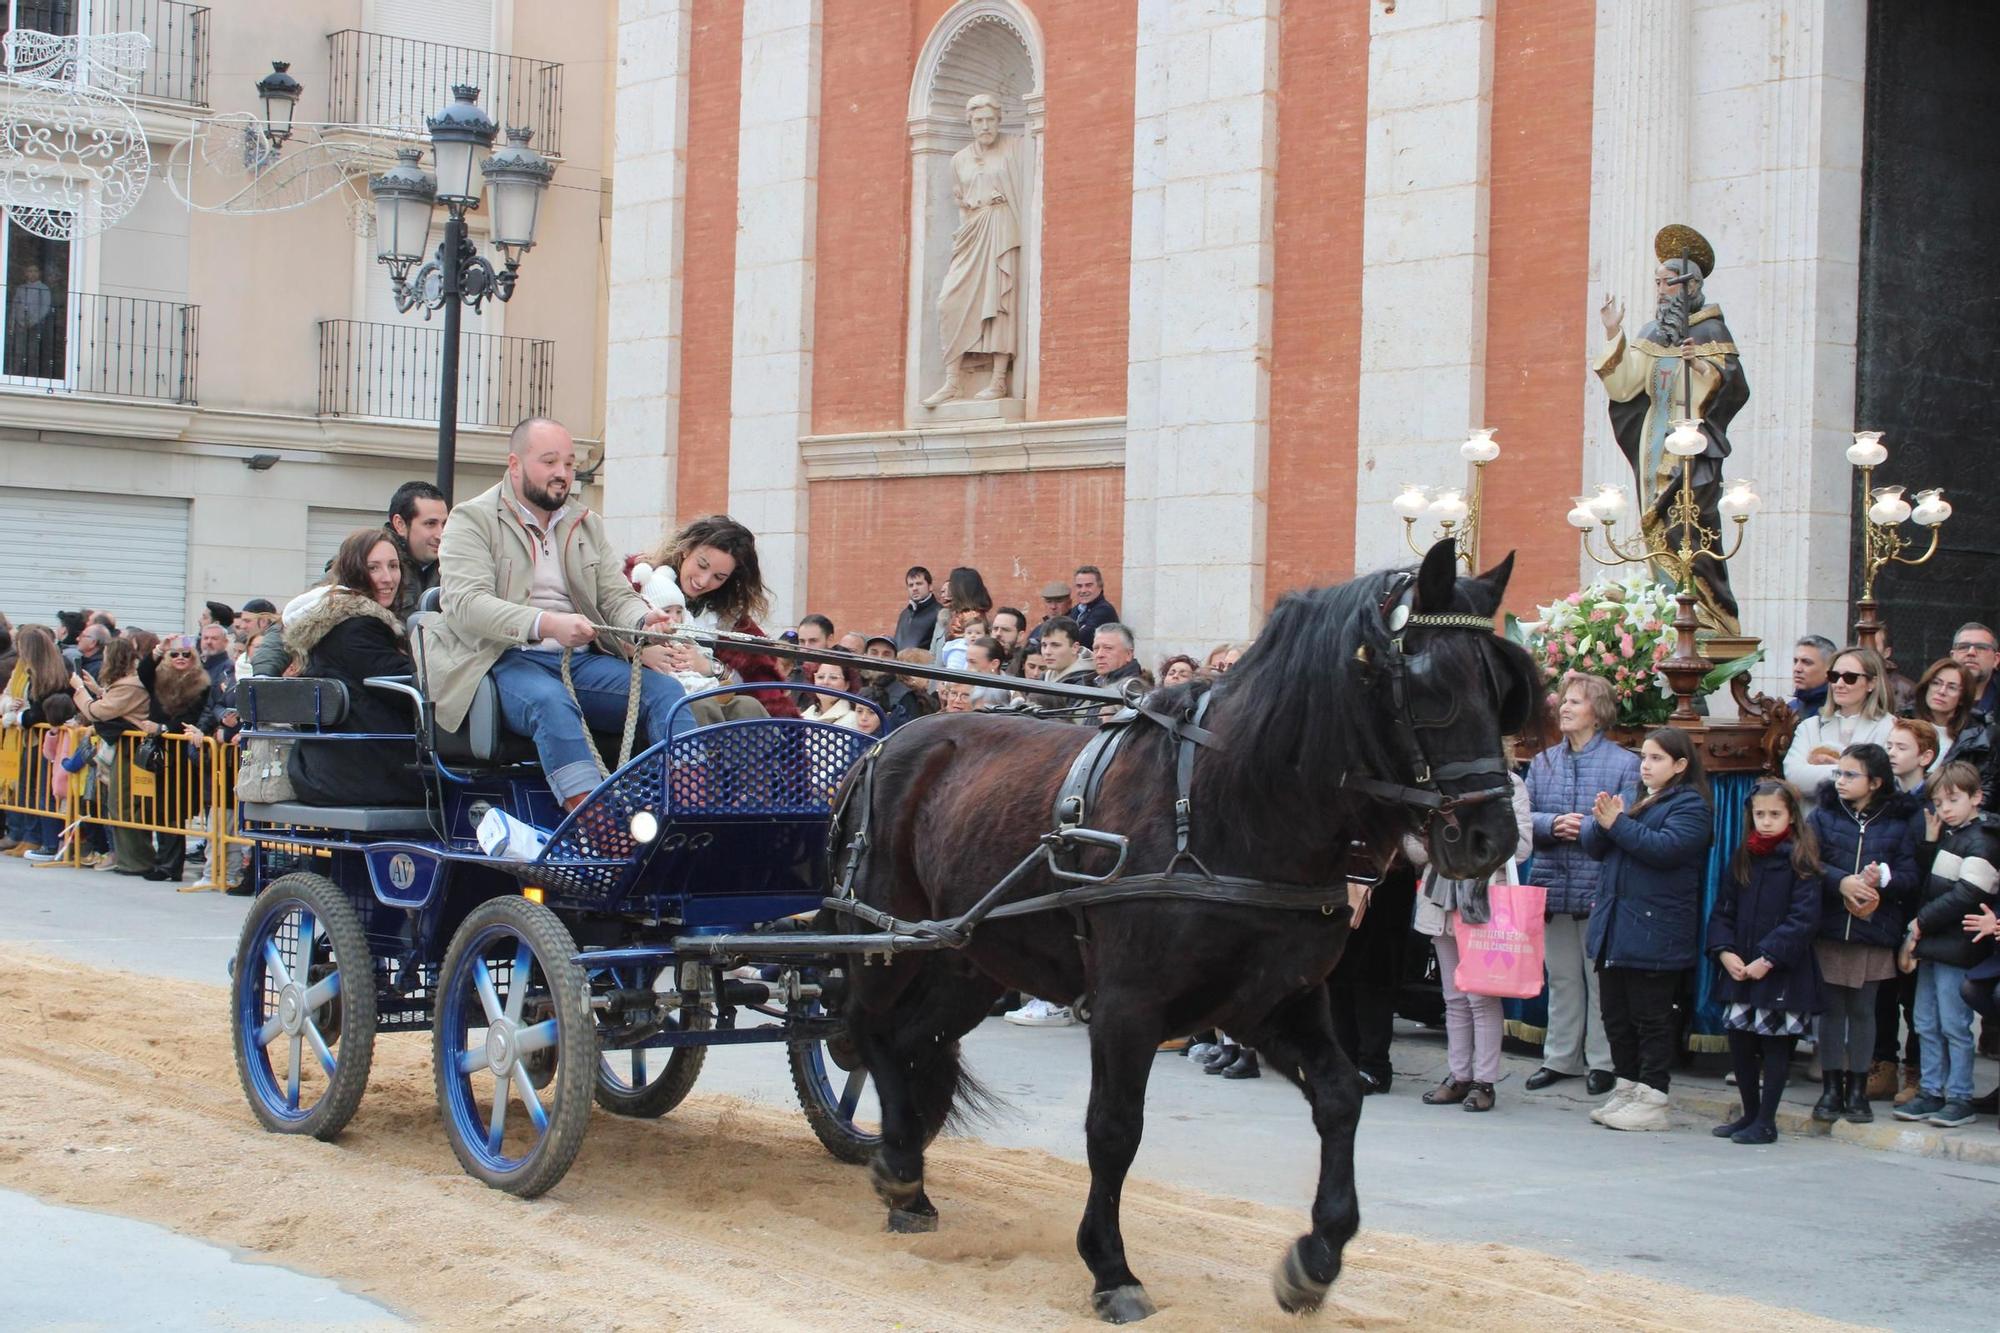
top-left (905, 1), bottom-right (1045, 423)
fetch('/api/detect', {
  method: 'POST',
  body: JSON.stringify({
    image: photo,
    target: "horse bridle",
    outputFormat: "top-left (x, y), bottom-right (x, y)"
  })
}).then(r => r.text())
top-left (1341, 573), bottom-right (1515, 843)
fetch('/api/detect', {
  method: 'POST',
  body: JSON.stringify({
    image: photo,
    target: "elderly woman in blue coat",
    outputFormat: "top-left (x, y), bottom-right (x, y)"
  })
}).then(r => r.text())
top-left (1525, 673), bottom-right (1640, 1095)
top-left (1580, 727), bottom-right (1714, 1132)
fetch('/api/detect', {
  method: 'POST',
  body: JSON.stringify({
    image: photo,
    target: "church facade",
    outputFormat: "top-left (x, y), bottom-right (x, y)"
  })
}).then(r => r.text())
top-left (601, 0), bottom-right (1994, 685)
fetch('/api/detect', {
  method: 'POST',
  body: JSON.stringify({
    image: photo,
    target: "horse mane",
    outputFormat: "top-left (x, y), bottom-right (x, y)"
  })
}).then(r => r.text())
top-left (1192, 570), bottom-right (1408, 861)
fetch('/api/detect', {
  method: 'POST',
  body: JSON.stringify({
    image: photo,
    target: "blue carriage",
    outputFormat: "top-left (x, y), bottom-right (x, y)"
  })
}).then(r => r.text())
top-left (228, 655), bottom-right (885, 1198)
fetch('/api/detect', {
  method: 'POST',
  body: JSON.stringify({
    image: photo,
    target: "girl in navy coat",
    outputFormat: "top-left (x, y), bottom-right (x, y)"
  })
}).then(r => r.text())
top-left (1581, 727), bottom-right (1714, 1132)
top-left (1708, 779), bottom-right (1824, 1144)
top-left (1805, 742), bottom-right (1921, 1124)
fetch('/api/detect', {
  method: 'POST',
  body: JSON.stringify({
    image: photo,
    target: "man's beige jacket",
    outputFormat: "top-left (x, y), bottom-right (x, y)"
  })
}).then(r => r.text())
top-left (424, 477), bottom-right (651, 732)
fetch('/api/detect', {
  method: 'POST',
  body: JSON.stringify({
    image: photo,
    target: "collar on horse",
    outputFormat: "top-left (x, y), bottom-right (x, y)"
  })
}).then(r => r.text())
top-left (1336, 573), bottom-right (1513, 846)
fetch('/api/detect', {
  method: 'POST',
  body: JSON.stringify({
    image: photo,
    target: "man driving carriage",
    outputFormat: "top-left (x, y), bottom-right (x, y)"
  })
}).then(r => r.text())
top-left (424, 417), bottom-right (685, 809)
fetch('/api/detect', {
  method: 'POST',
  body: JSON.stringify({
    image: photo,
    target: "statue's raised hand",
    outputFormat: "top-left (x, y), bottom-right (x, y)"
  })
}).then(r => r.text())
top-left (1599, 292), bottom-right (1623, 337)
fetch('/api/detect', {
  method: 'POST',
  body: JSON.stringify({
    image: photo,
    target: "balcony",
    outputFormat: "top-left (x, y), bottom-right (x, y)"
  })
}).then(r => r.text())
top-left (325, 29), bottom-right (563, 156)
top-left (317, 319), bottom-right (552, 428)
top-left (0, 286), bottom-right (198, 403)
top-left (3, 0), bottom-right (211, 105)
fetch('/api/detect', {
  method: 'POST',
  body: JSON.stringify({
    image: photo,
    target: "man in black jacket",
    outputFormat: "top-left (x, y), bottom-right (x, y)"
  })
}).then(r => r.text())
top-left (894, 566), bottom-right (940, 651)
top-left (386, 479), bottom-right (447, 620)
top-left (1067, 565), bottom-right (1119, 648)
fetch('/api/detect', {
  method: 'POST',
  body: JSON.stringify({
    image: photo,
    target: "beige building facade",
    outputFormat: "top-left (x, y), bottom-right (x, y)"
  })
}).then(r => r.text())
top-left (0, 0), bottom-right (614, 631)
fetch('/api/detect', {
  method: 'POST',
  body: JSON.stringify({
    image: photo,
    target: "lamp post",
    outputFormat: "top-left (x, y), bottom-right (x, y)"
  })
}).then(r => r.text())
top-left (254, 61), bottom-right (301, 151)
top-left (351, 85), bottom-right (552, 503)
top-left (1567, 422), bottom-right (1763, 724)
top-left (1845, 430), bottom-right (1951, 653)
top-left (1392, 428), bottom-right (1501, 572)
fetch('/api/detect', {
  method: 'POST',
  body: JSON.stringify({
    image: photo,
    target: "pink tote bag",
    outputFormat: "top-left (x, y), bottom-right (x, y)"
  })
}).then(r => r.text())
top-left (1450, 865), bottom-right (1547, 999)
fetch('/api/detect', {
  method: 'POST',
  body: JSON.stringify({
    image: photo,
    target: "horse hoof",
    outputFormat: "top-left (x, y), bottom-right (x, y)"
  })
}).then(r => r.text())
top-left (1091, 1284), bottom-right (1155, 1324)
top-left (870, 1155), bottom-right (922, 1209)
top-left (1273, 1237), bottom-right (1334, 1314)
top-left (886, 1206), bottom-right (939, 1234)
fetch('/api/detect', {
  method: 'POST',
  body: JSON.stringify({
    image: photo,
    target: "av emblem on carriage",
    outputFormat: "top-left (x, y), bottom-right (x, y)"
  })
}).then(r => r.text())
top-left (388, 853), bottom-right (417, 891)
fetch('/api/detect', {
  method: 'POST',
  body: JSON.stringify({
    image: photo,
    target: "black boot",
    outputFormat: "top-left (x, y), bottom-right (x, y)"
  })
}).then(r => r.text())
top-left (1843, 1069), bottom-right (1874, 1124)
top-left (1811, 1071), bottom-right (1846, 1123)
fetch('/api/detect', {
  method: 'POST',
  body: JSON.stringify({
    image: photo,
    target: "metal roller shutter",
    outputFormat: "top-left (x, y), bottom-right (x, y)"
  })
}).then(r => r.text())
top-left (0, 485), bottom-right (189, 632)
top-left (305, 507), bottom-right (384, 590)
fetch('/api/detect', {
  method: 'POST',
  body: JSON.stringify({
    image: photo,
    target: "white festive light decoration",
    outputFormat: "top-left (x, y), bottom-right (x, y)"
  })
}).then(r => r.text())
top-left (0, 29), bottom-right (155, 240)
top-left (165, 113), bottom-right (380, 235)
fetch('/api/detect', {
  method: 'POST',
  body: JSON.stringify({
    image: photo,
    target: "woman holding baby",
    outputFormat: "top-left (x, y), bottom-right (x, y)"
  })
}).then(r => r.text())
top-left (625, 516), bottom-right (793, 724)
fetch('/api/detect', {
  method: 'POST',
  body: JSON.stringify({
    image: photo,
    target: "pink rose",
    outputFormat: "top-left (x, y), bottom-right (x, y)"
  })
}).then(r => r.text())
top-left (1589, 608), bottom-right (1610, 623)
top-left (1567, 592), bottom-right (1583, 605)
top-left (1620, 634), bottom-right (1635, 658)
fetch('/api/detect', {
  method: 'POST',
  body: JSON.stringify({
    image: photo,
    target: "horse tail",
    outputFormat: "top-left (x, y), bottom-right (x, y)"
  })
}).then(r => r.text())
top-left (940, 1053), bottom-right (1007, 1133)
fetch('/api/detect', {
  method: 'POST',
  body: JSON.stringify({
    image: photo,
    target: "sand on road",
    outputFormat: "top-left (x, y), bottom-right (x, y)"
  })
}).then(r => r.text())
top-left (0, 947), bottom-right (1856, 1331)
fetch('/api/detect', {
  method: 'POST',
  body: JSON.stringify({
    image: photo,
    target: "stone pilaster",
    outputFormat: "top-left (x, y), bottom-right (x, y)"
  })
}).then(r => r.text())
top-left (1353, 0), bottom-right (1495, 577)
top-left (1122, 0), bottom-right (1280, 661)
top-left (726, 0), bottom-right (822, 626)
top-left (601, 0), bottom-right (695, 555)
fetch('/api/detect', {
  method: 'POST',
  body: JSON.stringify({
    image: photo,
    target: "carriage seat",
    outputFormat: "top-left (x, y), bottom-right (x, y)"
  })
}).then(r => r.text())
top-left (239, 800), bottom-right (436, 833)
top-left (407, 605), bottom-right (538, 766)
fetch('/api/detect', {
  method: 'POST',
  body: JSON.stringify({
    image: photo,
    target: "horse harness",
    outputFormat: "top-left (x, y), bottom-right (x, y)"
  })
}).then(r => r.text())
top-left (823, 573), bottom-right (1512, 954)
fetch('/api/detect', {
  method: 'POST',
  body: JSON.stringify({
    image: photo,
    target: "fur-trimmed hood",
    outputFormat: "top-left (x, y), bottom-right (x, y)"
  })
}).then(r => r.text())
top-left (286, 588), bottom-right (404, 663)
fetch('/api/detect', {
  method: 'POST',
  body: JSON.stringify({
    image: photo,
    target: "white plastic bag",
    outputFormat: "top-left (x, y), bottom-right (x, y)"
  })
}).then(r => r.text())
top-left (476, 807), bottom-right (549, 861)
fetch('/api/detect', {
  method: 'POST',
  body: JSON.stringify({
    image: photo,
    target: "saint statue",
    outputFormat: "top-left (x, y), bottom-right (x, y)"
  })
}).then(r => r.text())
top-left (922, 93), bottom-right (1027, 407)
top-left (1593, 224), bottom-right (1749, 634)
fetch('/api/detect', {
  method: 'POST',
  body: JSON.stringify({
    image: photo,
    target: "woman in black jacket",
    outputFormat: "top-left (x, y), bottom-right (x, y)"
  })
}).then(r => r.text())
top-left (286, 529), bottom-right (424, 808)
top-left (1708, 779), bottom-right (1823, 1143)
top-left (1805, 743), bottom-right (1921, 1123)
top-left (137, 635), bottom-right (224, 882)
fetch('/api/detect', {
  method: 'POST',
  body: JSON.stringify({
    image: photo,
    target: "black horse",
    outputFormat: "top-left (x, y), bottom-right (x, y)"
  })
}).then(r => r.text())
top-left (829, 540), bottom-right (1538, 1323)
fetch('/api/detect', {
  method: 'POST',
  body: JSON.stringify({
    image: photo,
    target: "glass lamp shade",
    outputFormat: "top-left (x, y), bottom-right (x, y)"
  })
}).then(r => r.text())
top-left (1718, 479), bottom-right (1762, 520)
top-left (482, 127), bottom-right (554, 260)
top-left (368, 148), bottom-right (437, 265)
top-left (1459, 427), bottom-right (1500, 463)
top-left (1867, 485), bottom-right (1911, 526)
top-left (1567, 497), bottom-right (1601, 530)
top-left (1588, 484), bottom-right (1629, 522)
top-left (1428, 488), bottom-right (1469, 525)
top-left (1390, 483), bottom-right (1430, 520)
top-left (1664, 417), bottom-right (1707, 457)
top-left (1911, 488), bottom-right (1952, 527)
top-left (427, 85), bottom-right (498, 205)
top-left (1846, 430), bottom-right (1888, 468)
top-left (255, 61), bottom-right (301, 144)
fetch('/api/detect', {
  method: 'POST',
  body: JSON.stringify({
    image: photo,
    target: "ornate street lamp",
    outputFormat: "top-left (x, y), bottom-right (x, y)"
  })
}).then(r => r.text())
top-left (255, 61), bottom-right (302, 150)
top-left (1845, 430), bottom-right (1951, 651)
top-left (356, 85), bottom-right (551, 502)
top-left (1567, 431), bottom-right (1763, 723)
top-left (1392, 428), bottom-right (1502, 572)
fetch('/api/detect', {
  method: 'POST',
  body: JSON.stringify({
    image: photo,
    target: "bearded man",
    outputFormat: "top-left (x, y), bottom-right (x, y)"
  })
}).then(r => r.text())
top-left (1593, 225), bottom-right (1748, 632)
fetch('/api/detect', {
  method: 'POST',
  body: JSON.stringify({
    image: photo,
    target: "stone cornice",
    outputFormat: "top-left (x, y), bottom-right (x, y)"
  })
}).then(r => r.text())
top-left (800, 415), bottom-right (1123, 481)
top-left (0, 390), bottom-right (600, 468)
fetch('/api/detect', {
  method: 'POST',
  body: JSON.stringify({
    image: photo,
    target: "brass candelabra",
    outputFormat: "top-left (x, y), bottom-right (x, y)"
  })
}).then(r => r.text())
top-left (1845, 430), bottom-right (1951, 651)
top-left (1390, 428), bottom-right (1500, 573)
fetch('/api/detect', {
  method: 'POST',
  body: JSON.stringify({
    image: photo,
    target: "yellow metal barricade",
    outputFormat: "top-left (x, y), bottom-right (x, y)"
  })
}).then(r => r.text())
top-left (77, 729), bottom-right (233, 890)
top-left (0, 722), bottom-right (83, 861)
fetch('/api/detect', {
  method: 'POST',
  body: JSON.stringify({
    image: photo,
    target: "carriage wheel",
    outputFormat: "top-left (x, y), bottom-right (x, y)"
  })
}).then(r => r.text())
top-left (230, 872), bottom-right (376, 1140)
top-left (591, 963), bottom-right (710, 1118)
top-left (432, 896), bottom-right (596, 1197)
top-left (787, 989), bottom-right (883, 1165)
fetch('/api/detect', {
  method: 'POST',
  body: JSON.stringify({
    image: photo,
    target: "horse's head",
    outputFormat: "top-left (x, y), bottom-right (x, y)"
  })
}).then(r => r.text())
top-left (1202, 540), bottom-right (1540, 881)
top-left (1361, 539), bottom-right (1538, 879)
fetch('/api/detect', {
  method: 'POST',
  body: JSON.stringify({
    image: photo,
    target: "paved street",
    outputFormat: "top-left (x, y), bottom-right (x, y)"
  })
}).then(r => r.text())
top-left (3, 858), bottom-right (1997, 1330)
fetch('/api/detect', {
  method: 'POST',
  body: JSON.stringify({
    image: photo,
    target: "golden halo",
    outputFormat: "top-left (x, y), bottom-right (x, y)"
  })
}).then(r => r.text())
top-left (1654, 224), bottom-right (1715, 277)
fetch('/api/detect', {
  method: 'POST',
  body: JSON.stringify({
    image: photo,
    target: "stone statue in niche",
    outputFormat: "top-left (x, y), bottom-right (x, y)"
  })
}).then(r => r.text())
top-left (922, 93), bottom-right (1027, 407)
top-left (1593, 223), bottom-right (1749, 634)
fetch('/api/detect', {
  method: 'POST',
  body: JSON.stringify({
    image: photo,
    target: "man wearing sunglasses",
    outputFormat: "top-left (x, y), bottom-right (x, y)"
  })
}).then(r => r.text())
top-left (1951, 623), bottom-right (1999, 719)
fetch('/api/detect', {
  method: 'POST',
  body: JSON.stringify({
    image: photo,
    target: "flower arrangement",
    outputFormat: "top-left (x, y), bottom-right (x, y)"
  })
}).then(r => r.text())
top-left (1526, 575), bottom-right (1679, 727)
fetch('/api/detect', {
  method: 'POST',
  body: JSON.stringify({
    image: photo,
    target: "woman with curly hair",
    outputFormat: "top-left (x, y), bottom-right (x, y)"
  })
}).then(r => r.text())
top-left (632, 515), bottom-right (798, 718)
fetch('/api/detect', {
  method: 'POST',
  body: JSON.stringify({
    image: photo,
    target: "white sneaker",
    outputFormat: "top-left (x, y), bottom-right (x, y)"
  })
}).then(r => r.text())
top-left (1601, 1084), bottom-right (1671, 1132)
top-left (1003, 998), bottom-right (1075, 1027)
top-left (22, 848), bottom-right (61, 863)
top-left (1588, 1078), bottom-right (1638, 1124)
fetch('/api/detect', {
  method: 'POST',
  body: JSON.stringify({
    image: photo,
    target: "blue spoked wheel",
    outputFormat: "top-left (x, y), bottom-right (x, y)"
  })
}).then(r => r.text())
top-left (230, 872), bottom-right (376, 1140)
top-left (433, 897), bottom-right (596, 1197)
top-left (589, 963), bottom-right (709, 1118)
top-left (787, 983), bottom-right (882, 1165)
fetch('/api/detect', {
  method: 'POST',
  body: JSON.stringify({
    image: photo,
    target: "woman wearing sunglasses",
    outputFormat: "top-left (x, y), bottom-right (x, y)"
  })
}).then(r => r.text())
top-left (131, 634), bottom-right (228, 882)
top-left (1784, 646), bottom-right (1895, 793)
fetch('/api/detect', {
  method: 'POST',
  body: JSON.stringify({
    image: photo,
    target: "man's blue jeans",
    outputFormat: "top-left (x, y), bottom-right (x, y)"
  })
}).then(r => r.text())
top-left (488, 648), bottom-right (689, 802)
top-left (1914, 960), bottom-right (1976, 1102)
